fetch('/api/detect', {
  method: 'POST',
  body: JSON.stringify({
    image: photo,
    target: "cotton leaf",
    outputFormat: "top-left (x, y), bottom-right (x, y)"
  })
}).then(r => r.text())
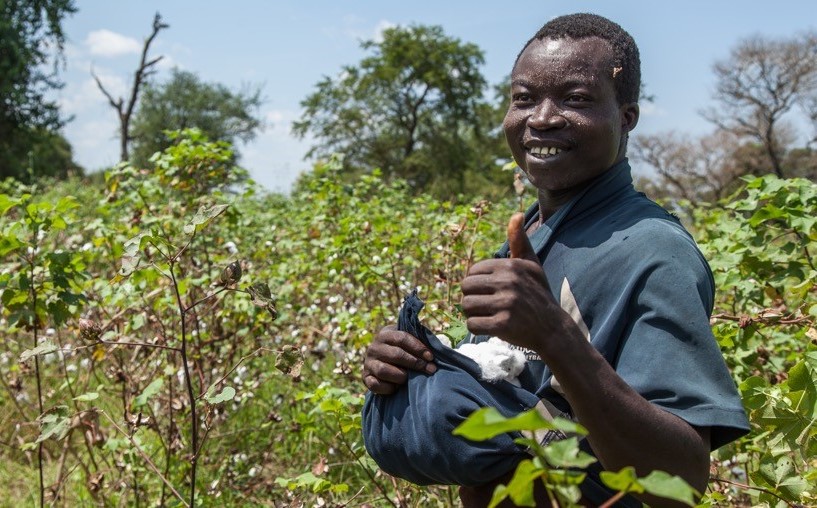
top-left (184, 204), bottom-right (228, 235)
top-left (204, 386), bottom-right (236, 405)
top-left (36, 405), bottom-right (72, 444)
top-left (454, 407), bottom-right (578, 441)
top-left (541, 437), bottom-right (597, 469)
top-left (74, 392), bottom-right (100, 402)
top-left (275, 345), bottom-right (303, 378)
top-left (132, 378), bottom-right (164, 408)
top-left (20, 341), bottom-right (59, 362)
top-left (638, 470), bottom-right (698, 506)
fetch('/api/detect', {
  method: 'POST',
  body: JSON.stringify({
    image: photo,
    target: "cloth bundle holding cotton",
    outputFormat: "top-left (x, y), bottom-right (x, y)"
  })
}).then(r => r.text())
top-left (361, 291), bottom-right (541, 486)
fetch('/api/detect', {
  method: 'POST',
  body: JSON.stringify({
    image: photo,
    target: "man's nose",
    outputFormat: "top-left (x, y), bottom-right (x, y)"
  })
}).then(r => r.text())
top-left (528, 100), bottom-right (567, 130)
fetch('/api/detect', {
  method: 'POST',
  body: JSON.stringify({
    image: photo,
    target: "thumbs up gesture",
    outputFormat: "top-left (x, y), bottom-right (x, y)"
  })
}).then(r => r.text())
top-left (506, 212), bottom-right (539, 261)
top-left (461, 213), bottom-right (560, 356)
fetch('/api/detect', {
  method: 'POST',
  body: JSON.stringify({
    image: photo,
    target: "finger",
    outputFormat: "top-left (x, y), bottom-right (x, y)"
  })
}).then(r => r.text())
top-left (461, 294), bottom-right (502, 317)
top-left (364, 374), bottom-right (398, 395)
top-left (507, 213), bottom-right (538, 262)
top-left (368, 342), bottom-right (436, 373)
top-left (377, 329), bottom-right (434, 363)
top-left (365, 360), bottom-right (411, 385)
top-left (460, 274), bottom-right (499, 295)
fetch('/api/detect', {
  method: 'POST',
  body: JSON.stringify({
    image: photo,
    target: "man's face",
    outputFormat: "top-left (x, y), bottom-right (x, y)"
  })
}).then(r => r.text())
top-left (503, 36), bottom-right (638, 200)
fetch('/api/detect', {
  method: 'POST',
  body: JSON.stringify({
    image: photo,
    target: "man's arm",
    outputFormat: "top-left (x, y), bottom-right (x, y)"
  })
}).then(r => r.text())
top-left (461, 214), bottom-right (711, 502)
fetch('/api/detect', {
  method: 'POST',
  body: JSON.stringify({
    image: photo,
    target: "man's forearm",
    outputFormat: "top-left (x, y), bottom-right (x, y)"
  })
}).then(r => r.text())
top-left (536, 318), bottom-right (711, 498)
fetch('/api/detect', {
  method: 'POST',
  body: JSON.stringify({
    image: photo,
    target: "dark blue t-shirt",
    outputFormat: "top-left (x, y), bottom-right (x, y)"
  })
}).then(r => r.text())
top-left (467, 159), bottom-right (749, 449)
top-left (362, 159), bottom-right (749, 501)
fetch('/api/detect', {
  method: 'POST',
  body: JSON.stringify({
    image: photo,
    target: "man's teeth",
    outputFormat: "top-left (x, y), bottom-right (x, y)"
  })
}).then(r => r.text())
top-left (529, 146), bottom-right (562, 157)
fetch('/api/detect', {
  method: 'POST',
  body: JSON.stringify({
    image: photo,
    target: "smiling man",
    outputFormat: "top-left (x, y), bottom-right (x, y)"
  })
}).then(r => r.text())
top-left (362, 13), bottom-right (749, 507)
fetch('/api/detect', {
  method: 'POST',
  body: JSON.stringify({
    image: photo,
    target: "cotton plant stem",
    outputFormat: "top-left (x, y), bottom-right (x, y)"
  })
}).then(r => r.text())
top-left (100, 410), bottom-right (189, 507)
top-left (710, 476), bottom-right (804, 507)
top-left (29, 259), bottom-right (45, 508)
top-left (169, 263), bottom-right (198, 508)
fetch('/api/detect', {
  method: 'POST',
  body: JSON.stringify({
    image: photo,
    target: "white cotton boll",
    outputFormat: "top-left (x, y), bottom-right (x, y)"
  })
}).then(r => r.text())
top-left (456, 337), bottom-right (527, 386)
top-left (224, 241), bottom-right (238, 254)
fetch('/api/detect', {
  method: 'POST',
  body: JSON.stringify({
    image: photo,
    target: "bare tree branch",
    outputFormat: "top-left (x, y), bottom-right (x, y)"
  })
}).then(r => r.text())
top-left (702, 31), bottom-right (817, 177)
top-left (93, 12), bottom-right (168, 163)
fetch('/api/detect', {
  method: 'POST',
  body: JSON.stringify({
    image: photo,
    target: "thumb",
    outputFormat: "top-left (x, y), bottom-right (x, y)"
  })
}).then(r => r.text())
top-left (507, 213), bottom-right (538, 262)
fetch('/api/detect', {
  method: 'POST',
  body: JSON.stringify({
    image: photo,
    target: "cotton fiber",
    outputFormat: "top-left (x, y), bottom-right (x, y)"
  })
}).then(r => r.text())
top-left (455, 337), bottom-right (527, 386)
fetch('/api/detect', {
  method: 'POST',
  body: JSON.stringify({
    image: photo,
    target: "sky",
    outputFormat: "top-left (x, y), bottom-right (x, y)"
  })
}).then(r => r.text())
top-left (51, 1), bottom-right (816, 193)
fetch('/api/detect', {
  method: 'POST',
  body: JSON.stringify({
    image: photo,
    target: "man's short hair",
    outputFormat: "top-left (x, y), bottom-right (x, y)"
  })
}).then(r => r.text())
top-left (516, 13), bottom-right (641, 105)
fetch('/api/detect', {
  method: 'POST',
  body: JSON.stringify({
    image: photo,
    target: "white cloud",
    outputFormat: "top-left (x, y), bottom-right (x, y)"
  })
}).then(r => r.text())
top-left (371, 20), bottom-right (396, 43)
top-left (330, 16), bottom-right (397, 43)
top-left (85, 29), bottom-right (141, 57)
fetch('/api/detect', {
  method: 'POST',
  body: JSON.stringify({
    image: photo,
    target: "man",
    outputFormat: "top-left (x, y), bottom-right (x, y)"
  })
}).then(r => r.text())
top-left (362, 13), bottom-right (749, 507)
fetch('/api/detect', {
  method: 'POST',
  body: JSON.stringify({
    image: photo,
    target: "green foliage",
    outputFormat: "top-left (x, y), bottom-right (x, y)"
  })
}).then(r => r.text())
top-left (293, 25), bottom-right (512, 198)
top-left (455, 409), bottom-right (698, 507)
top-left (130, 69), bottom-right (263, 168)
top-left (0, 137), bottom-right (512, 505)
top-left (2, 132), bottom-right (814, 506)
top-left (692, 174), bottom-right (817, 506)
top-left (0, 0), bottom-right (78, 181)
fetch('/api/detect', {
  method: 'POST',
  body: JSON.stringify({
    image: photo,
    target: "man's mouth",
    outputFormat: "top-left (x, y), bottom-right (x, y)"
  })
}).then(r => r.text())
top-left (528, 146), bottom-right (563, 159)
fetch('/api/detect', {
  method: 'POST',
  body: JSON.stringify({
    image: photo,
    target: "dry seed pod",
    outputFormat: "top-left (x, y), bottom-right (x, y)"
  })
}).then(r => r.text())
top-left (78, 318), bottom-right (102, 343)
top-left (219, 261), bottom-right (242, 285)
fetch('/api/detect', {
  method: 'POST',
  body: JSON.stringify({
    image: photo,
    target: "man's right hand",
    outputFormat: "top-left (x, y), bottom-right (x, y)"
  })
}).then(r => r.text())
top-left (362, 325), bottom-right (437, 395)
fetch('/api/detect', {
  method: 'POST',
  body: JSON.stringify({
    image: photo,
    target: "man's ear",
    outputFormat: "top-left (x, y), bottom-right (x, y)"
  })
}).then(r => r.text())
top-left (620, 102), bottom-right (639, 134)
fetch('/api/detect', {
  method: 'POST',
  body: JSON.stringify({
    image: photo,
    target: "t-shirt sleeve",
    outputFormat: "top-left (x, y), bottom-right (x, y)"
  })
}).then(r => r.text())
top-left (613, 228), bottom-right (750, 450)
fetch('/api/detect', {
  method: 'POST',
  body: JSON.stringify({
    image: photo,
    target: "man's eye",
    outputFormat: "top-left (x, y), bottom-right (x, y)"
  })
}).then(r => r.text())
top-left (512, 93), bottom-right (532, 103)
top-left (566, 94), bottom-right (589, 103)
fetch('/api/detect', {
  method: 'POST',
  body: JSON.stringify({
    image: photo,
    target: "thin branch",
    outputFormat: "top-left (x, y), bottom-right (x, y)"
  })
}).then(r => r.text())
top-left (710, 476), bottom-right (805, 508)
top-left (196, 347), bottom-right (268, 401)
top-left (169, 263), bottom-right (198, 507)
top-left (92, 12), bottom-right (168, 162)
top-left (99, 410), bottom-right (189, 507)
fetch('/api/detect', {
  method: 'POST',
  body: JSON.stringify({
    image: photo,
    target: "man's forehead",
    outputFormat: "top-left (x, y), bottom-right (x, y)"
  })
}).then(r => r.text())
top-left (513, 36), bottom-right (614, 79)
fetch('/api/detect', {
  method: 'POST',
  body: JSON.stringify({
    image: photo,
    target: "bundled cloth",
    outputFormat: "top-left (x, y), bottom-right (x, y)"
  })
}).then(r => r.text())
top-left (361, 291), bottom-right (541, 486)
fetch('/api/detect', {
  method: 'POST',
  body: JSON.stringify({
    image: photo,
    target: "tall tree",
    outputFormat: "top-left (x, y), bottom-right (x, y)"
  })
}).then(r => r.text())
top-left (93, 12), bottom-right (168, 163)
top-left (0, 0), bottom-right (78, 181)
top-left (702, 31), bottom-right (817, 177)
top-left (129, 69), bottom-right (263, 167)
top-left (293, 24), bottom-right (506, 196)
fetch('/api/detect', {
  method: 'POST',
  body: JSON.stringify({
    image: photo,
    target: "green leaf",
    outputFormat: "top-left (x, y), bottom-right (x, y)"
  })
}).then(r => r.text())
top-left (541, 437), bottom-right (597, 469)
top-left (442, 319), bottom-right (469, 345)
top-left (205, 386), bottom-right (236, 404)
top-left (493, 459), bottom-right (543, 508)
top-left (36, 405), bottom-right (72, 443)
top-left (0, 194), bottom-right (20, 215)
top-left (20, 341), bottom-right (59, 362)
top-left (184, 204), bottom-right (229, 235)
top-left (639, 470), bottom-right (698, 506)
top-left (454, 407), bottom-right (586, 441)
top-left (73, 392), bottom-right (99, 402)
top-left (132, 378), bottom-right (164, 408)
top-left (600, 466), bottom-right (643, 494)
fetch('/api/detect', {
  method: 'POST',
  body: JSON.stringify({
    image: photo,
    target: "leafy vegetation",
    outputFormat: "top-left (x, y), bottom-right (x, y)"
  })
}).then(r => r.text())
top-left (293, 24), bottom-right (511, 198)
top-left (0, 0), bottom-right (80, 181)
top-left (130, 69), bottom-right (263, 168)
top-left (1, 131), bottom-right (815, 507)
